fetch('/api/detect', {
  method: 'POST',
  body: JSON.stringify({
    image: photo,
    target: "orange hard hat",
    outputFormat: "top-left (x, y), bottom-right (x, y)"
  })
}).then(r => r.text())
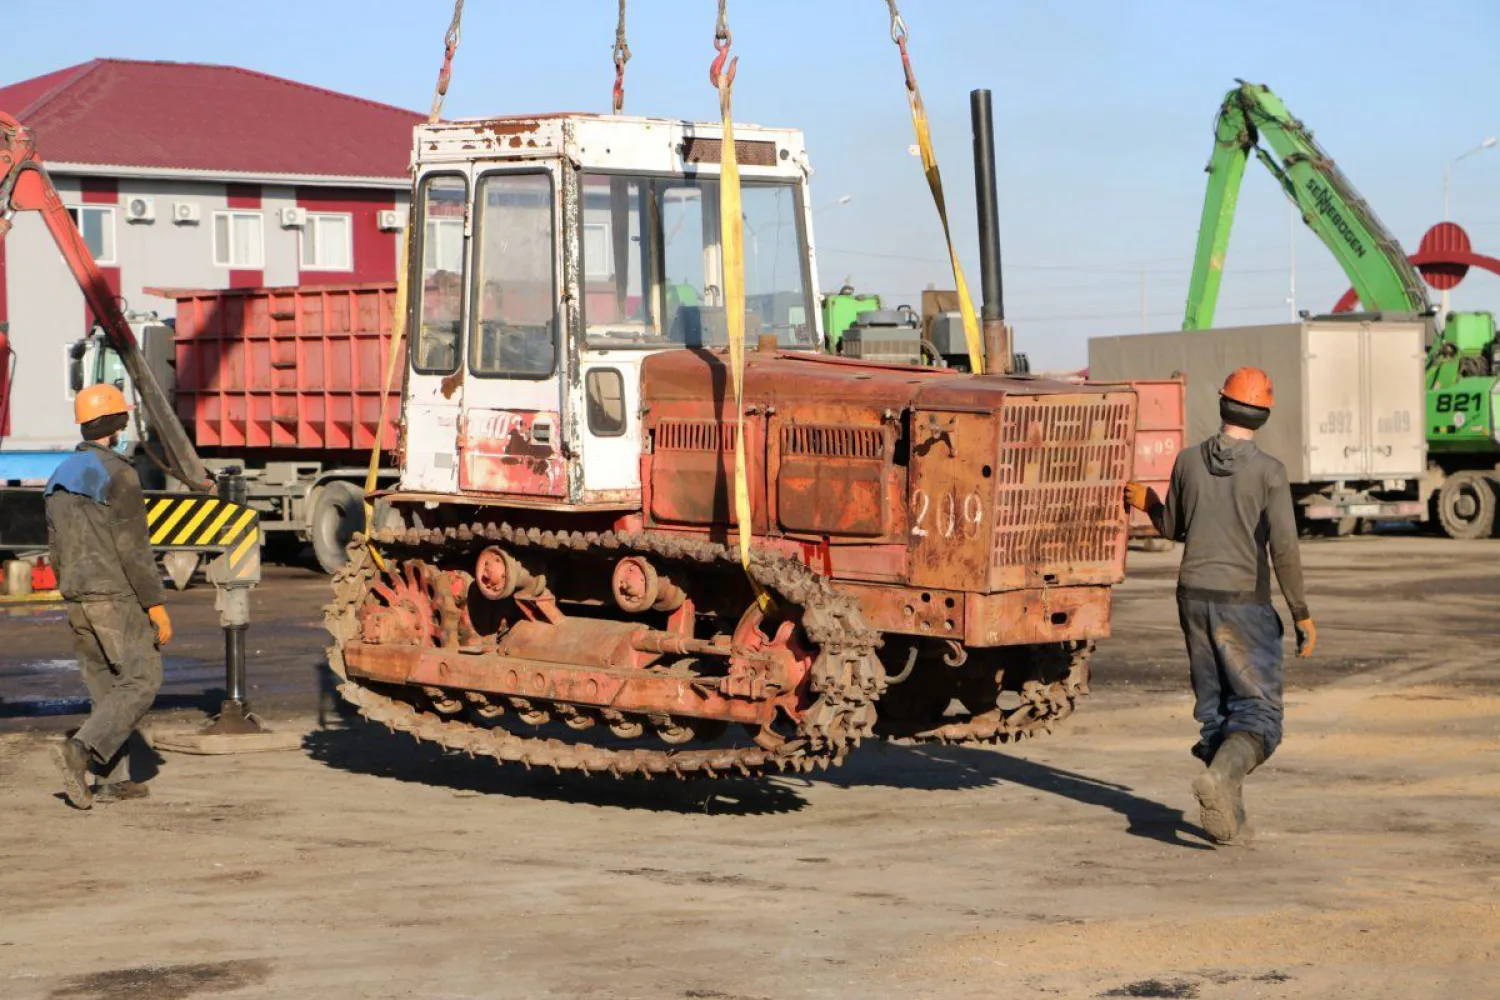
top-left (74, 383), bottom-right (132, 424)
top-left (1220, 367), bottom-right (1274, 409)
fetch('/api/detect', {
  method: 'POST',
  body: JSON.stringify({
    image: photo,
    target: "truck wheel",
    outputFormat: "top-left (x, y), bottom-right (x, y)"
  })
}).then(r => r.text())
top-left (311, 481), bottom-right (366, 574)
top-left (1436, 472), bottom-right (1497, 540)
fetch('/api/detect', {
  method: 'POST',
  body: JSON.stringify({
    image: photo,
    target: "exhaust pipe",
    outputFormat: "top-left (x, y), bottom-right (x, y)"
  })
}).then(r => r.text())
top-left (970, 89), bottom-right (1011, 374)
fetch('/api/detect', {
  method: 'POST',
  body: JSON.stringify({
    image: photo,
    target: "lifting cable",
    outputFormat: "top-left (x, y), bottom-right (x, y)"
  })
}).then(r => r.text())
top-left (710, 0), bottom-right (765, 603)
top-left (884, 0), bottom-right (985, 373)
top-left (365, 0), bottom-right (465, 563)
top-left (612, 0), bottom-right (632, 114)
top-left (361, 235), bottom-right (411, 572)
top-left (429, 0), bottom-right (466, 124)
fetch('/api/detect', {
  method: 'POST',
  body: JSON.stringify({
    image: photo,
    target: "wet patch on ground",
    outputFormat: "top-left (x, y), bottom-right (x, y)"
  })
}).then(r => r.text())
top-left (47, 960), bottom-right (271, 1000)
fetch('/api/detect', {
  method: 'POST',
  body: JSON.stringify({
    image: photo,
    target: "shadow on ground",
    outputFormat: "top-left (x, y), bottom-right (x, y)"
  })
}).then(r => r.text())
top-left (307, 658), bottom-right (1209, 845)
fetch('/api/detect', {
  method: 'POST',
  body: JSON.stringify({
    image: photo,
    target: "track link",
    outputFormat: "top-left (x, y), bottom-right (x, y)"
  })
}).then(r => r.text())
top-left (899, 642), bottom-right (1092, 746)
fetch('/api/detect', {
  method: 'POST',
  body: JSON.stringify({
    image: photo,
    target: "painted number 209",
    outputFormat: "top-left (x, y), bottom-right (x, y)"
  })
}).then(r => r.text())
top-left (911, 489), bottom-right (984, 539)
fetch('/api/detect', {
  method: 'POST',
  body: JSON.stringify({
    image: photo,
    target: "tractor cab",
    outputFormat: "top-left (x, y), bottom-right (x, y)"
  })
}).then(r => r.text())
top-left (400, 113), bottom-right (821, 505)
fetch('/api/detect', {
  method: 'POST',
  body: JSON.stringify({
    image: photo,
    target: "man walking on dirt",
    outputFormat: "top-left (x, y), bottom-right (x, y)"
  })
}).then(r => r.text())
top-left (45, 383), bottom-right (172, 809)
top-left (1124, 367), bottom-right (1315, 845)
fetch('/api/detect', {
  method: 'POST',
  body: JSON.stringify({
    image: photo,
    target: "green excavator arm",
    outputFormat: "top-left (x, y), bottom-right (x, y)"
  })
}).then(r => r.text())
top-left (1183, 81), bottom-right (1430, 330)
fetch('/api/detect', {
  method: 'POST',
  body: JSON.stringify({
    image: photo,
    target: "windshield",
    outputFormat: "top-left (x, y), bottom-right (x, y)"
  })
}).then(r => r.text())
top-left (582, 174), bottom-right (814, 349)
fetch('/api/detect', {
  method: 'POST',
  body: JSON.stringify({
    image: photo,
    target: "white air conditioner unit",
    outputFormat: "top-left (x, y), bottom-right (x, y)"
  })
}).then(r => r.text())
top-left (124, 196), bottom-right (155, 223)
top-left (172, 202), bottom-right (200, 225)
top-left (279, 206), bottom-right (307, 229)
top-left (376, 209), bottom-right (405, 232)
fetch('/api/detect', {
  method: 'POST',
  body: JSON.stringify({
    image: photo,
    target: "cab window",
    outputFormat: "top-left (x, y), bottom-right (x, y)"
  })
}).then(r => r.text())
top-left (413, 175), bottom-right (467, 375)
top-left (471, 173), bottom-right (556, 378)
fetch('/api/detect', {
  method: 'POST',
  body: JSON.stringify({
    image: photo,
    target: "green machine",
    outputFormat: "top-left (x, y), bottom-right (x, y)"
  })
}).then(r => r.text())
top-left (1184, 80), bottom-right (1500, 539)
top-left (821, 287), bottom-right (882, 351)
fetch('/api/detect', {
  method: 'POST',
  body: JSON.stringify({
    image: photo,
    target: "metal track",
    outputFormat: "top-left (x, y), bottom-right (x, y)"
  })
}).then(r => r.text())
top-left (325, 523), bottom-right (885, 778)
top-left (898, 642), bottom-right (1092, 745)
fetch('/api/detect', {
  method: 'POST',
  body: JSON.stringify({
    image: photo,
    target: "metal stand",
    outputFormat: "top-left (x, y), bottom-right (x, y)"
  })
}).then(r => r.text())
top-left (200, 621), bottom-right (266, 737)
top-left (152, 474), bottom-right (301, 754)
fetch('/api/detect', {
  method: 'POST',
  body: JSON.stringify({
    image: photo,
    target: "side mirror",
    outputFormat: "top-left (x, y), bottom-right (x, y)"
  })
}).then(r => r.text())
top-left (68, 340), bottom-right (88, 393)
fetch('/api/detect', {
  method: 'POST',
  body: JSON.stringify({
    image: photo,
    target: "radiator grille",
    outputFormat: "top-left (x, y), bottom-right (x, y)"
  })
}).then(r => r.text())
top-left (782, 425), bottom-right (883, 459)
top-left (655, 420), bottom-right (737, 452)
top-left (992, 396), bottom-right (1133, 576)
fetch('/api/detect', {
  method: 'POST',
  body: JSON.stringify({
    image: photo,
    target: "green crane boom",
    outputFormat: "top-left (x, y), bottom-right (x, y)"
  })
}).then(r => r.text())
top-left (1182, 81), bottom-right (1430, 330)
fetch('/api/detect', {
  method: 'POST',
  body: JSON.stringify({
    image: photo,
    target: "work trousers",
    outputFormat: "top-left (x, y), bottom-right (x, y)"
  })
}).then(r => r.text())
top-left (1177, 597), bottom-right (1285, 763)
top-left (67, 598), bottom-right (163, 783)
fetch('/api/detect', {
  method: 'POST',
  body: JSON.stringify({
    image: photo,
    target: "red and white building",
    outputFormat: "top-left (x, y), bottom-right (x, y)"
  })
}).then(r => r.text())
top-left (0, 59), bottom-right (420, 475)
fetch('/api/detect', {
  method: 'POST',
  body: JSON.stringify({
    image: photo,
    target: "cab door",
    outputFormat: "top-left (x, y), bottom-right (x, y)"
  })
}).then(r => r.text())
top-left (401, 170), bottom-right (471, 494)
top-left (456, 166), bottom-right (568, 498)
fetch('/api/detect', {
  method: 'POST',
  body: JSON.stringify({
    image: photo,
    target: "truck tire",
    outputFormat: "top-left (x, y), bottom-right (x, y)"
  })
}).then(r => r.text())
top-left (1436, 471), bottom-right (1497, 540)
top-left (310, 480), bottom-right (366, 574)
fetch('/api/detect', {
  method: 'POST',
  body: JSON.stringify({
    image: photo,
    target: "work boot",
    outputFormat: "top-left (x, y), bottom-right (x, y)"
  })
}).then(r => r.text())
top-left (54, 738), bottom-right (94, 810)
top-left (1192, 731), bottom-right (1264, 845)
top-left (93, 781), bottom-right (151, 804)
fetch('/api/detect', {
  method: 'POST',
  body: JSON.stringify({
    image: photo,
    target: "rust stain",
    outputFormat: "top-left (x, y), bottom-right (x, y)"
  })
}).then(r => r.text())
top-left (483, 120), bottom-right (542, 137)
top-left (440, 368), bottom-right (464, 399)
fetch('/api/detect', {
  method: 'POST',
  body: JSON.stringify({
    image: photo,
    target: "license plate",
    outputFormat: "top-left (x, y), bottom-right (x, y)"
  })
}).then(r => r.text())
top-left (1348, 504), bottom-right (1380, 517)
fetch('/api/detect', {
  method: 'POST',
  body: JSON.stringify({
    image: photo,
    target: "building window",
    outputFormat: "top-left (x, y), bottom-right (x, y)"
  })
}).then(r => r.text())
top-left (424, 218), bottom-right (464, 273)
top-left (65, 206), bottom-right (116, 264)
top-left (213, 211), bottom-right (264, 268)
top-left (582, 222), bottom-right (614, 280)
top-left (300, 213), bottom-right (353, 271)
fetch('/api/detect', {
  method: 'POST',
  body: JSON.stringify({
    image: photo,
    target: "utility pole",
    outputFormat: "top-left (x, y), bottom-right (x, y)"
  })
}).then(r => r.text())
top-left (1442, 137), bottom-right (1496, 317)
top-left (1288, 202), bottom-right (1298, 322)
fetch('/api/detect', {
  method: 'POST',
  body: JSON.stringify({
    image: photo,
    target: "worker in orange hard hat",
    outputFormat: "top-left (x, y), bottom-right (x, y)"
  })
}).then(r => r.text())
top-left (1124, 366), bottom-right (1314, 846)
top-left (44, 382), bottom-right (171, 809)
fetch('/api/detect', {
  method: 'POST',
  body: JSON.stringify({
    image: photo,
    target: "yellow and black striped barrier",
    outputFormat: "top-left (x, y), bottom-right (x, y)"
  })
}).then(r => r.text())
top-left (144, 492), bottom-right (260, 584)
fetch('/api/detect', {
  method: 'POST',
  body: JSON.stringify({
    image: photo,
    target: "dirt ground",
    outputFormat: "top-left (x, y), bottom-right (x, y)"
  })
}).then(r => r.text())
top-left (1, 535), bottom-right (1497, 999)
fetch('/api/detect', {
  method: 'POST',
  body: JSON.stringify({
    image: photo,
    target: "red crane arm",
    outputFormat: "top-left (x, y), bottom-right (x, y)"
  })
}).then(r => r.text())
top-left (0, 112), bottom-right (209, 489)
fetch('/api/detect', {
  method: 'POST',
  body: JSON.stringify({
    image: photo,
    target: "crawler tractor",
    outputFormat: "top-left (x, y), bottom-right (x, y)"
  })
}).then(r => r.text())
top-left (325, 114), bottom-right (1138, 777)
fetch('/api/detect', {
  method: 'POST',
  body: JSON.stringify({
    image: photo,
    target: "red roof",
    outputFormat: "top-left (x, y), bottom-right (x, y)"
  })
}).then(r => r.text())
top-left (0, 59), bottom-right (421, 181)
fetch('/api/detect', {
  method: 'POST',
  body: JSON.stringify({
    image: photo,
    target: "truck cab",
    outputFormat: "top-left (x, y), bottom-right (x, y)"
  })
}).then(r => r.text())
top-left (401, 114), bottom-right (820, 506)
top-left (67, 318), bottom-right (176, 463)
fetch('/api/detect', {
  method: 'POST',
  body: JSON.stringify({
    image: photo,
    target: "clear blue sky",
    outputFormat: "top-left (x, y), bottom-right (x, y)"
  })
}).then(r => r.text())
top-left (9, 0), bottom-right (1499, 369)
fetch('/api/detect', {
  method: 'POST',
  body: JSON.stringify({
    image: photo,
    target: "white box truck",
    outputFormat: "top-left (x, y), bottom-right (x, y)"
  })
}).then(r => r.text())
top-left (1088, 318), bottom-right (1427, 535)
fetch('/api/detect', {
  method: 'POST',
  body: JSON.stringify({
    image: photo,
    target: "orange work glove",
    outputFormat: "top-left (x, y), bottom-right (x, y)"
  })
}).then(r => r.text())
top-left (1295, 618), bottom-right (1316, 658)
top-left (1123, 481), bottom-right (1158, 512)
top-left (147, 605), bottom-right (174, 647)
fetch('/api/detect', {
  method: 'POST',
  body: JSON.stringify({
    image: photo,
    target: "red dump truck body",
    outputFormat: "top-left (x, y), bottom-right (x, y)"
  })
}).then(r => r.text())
top-left (1094, 376), bottom-right (1186, 538)
top-left (158, 283), bottom-right (403, 457)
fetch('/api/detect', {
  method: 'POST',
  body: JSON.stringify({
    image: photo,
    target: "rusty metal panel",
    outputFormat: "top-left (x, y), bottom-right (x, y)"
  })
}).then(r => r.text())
top-left (907, 411), bottom-right (1000, 589)
top-left (963, 585), bottom-right (1113, 646)
top-left (647, 416), bottom-right (768, 531)
top-left (835, 580), bottom-right (964, 640)
top-left (459, 409), bottom-right (567, 497)
top-left (988, 392), bottom-right (1135, 591)
top-left (776, 423), bottom-right (889, 536)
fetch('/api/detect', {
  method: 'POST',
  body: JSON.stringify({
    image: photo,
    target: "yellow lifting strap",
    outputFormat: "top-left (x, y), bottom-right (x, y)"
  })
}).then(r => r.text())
top-left (362, 228), bottom-right (412, 572)
top-left (711, 2), bottom-right (766, 601)
top-left (886, 1), bottom-right (985, 374)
